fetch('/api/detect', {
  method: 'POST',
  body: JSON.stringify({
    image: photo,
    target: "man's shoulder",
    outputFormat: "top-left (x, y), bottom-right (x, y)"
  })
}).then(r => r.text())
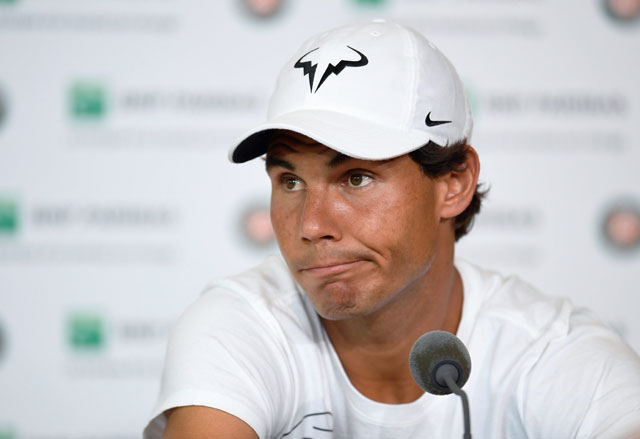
top-left (457, 261), bottom-right (640, 439)
top-left (149, 256), bottom-right (315, 439)
top-left (457, 259), bottom-right (636, 360)
top-left (458, 259), bottom-right (585, 342)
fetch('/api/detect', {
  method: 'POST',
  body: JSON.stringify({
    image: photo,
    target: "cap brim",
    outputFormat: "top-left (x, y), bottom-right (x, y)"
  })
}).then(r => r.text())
top-left (229, 109), bottom-right (437, 163)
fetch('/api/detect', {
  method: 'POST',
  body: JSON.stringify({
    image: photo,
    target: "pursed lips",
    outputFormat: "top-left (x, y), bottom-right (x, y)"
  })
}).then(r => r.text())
top-left (301, 260), bottom-right (364, 276)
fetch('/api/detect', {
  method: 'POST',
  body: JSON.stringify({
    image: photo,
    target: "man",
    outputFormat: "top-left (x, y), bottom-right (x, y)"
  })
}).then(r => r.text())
top-left (144, 20), bottom-right (640, 438)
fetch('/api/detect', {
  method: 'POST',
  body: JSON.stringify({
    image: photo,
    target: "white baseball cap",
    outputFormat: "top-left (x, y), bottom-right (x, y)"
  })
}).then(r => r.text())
top-left (229, 19), bottom-right (473, 163)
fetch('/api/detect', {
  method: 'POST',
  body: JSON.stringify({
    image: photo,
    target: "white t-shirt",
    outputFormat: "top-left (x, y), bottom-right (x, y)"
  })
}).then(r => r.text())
top-left (144, 255), bottom-right (640, 439)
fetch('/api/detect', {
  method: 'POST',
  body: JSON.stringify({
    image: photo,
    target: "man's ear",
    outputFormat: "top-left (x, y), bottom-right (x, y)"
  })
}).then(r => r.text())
top-left (438, 145), bottom-right (480, 219)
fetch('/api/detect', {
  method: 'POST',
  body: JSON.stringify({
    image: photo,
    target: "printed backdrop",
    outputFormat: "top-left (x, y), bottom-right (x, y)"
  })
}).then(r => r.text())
top-left (1, 0), bottom-right (639, 437)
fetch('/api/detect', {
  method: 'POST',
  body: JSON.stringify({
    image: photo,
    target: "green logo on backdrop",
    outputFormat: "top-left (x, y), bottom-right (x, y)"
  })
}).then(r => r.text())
top-left (354, 0), bottom-right (386, 6)
top-left (0, 0), bottom-right (18, 5)
top-left (0, 199), bottom-right (18, 234)
top-left (69, 83), bottom-right (107, 119)
top-left (68, 313), bottom-right (106, 350)
top-left (0, 427), bottom-right (16, 439)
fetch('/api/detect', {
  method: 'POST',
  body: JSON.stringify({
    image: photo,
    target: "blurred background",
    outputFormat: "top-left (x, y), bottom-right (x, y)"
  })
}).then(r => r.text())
top-left (0, 0), bottom-right (639, 437)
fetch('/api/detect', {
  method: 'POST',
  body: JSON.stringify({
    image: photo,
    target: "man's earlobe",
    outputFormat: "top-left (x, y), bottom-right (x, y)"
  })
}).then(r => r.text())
top-left (439, 146), bottom-right (480, 219)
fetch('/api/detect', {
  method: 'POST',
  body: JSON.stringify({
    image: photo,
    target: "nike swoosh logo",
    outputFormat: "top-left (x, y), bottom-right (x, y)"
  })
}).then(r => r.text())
top-left (425, 112), bottom-right (451, 127)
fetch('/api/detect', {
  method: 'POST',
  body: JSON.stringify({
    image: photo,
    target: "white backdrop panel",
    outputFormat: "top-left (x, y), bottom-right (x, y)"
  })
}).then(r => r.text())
top-left (0, 0), bottom-right (639, 437)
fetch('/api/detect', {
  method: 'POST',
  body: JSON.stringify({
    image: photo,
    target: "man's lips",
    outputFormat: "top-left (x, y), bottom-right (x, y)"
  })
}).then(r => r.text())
top-left (301, 260), bottom-right (364, 276)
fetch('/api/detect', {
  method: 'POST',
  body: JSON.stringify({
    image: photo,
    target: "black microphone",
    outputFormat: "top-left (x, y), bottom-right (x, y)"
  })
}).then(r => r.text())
top-left (409, 330), bottom-right (472, 439)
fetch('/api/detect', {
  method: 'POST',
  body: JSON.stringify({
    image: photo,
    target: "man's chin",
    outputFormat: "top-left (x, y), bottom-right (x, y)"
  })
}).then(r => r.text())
top-left (308, 290), bottom-right (381, 322)
top-left (315, 306), bottom-right (364, 322)
top-left (297, 275), bottom-right (386, 320)
top-left (303, 286), bottom-right (359, 320)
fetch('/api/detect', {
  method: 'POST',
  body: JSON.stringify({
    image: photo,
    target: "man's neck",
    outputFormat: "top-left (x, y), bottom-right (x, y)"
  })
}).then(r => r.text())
top-left (320, 257), bottom-right (463, 404)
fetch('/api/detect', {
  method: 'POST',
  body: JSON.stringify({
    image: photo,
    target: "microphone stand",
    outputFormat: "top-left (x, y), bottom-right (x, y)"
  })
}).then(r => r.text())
top-left (443, 374), bottom-right (472, 439)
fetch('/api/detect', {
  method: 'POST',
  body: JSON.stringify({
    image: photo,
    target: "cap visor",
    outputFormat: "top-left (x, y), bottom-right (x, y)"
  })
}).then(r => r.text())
top-left (229, 109), bottom-right (434, 163)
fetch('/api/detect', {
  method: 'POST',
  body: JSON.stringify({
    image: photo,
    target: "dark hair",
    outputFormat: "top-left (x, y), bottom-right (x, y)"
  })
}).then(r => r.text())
top-left (408, 140), bottom-right (487, 241)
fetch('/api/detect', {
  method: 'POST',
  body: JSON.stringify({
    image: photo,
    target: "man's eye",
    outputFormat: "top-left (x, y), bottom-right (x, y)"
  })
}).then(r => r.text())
top-left (347, 174), bottom-right (372, 188)
top-left (282, 176), bottom-right (303, 191)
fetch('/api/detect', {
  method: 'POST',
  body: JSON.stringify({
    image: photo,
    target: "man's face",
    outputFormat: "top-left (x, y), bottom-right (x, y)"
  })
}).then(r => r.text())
top-left (266, 132), bottom-right (446, 321)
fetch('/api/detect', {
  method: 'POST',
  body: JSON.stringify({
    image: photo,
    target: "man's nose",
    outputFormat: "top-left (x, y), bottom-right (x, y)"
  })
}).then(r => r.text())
top-left (299, 188), bottom-right (342, 242)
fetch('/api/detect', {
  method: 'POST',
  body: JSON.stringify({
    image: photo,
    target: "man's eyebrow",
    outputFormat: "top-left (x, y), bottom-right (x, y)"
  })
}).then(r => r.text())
top-left (327, 153), bottom-right (352, 168)
top-left (265, 155), bottom-right (295, 172)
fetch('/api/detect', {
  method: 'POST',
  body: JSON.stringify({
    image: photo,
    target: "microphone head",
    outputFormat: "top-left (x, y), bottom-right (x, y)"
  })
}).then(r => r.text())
top-left (408, 330), bottom-right (472, 395)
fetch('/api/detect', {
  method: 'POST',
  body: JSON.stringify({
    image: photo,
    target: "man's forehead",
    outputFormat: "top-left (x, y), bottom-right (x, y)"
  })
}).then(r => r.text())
top-left (268, 130), bottom-right (333, 154)
top-left (266, 130), bottom-right (374, 172)
top-left (265, 129), bottom-right (398, 170)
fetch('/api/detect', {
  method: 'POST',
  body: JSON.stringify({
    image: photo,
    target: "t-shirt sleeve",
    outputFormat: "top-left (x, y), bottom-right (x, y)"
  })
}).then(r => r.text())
top-left (520, 309), bottom-right (640, 438)
top-left (143, 285), bottom-right (295, 439)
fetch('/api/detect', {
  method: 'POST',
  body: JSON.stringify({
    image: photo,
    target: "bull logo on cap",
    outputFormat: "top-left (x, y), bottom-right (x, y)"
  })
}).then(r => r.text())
top-left (294, 46), bottom-right (368, 93)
